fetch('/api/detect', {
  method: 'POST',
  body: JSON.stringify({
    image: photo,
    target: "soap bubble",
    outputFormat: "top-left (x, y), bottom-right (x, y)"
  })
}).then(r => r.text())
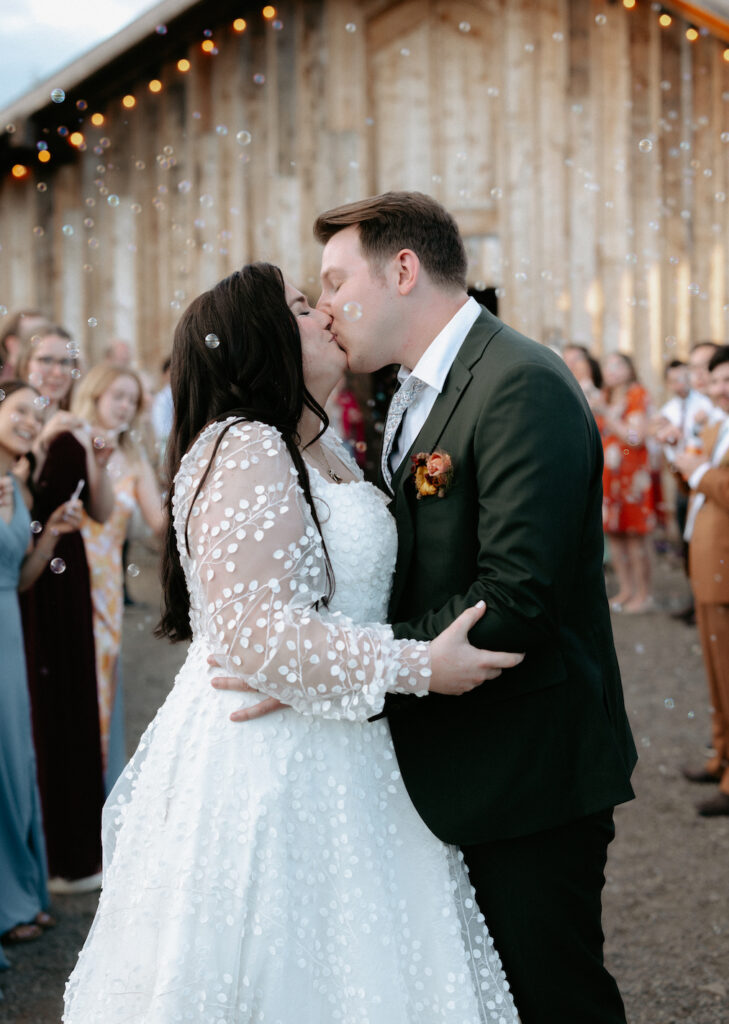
top-left (50, 88), bottom-right (65, 104)
top-left (215, 124), bottom-right (228, 136)
top-left (126, 563), bottom-right (140, 577)
top-left (71, 368), bottom-right (82, 380)
top-left (722, 132), bottom-right (729, 144)
top-left (178, 179), bottom-right (192, 193)
top-left (638, 138), bottom-right (653, 153)
top-left (30, 521), bottom-right (43, 534)
top-left (199, 194), bottom-right (214, 208)
top-left (87, 317), bottom-right (98, 327)
top-left (62, 224), bottom-right (74, 237)
top-left (236, 130), bottom-right (252, 146)
top-left (345, 22), bottom-right (356, 33)
top-left (664, 698), bottom-right (675, 709)
top-left (459, 21), bottom-right (471, 33)
top-left (33, 227), bottom-right (45, 237)
top-left (490, 187), bottom-right (503, 199)
top-left (205, 333), bottom-right (220, 349)
top-left (253, 73), bottom-right (266, 85)
top-left (272, 20), bottom-right (283, 30)
top-left (49, 558), bottom-right (66, 574)
top-left (92, 436), bottom-right (107, 450)
top-left (107, 194), bottom-right (120, 207)
top-left (595, 13), bottom-right (607, 26)
top-left (343, 302), bottom-right (363, 321)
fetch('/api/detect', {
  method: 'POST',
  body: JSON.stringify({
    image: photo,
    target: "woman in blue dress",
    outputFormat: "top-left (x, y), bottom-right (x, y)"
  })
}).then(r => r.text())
top-left (0, 381), bottom-right (84, 963)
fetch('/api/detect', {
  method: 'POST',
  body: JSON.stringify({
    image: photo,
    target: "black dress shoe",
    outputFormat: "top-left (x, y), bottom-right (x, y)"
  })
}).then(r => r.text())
top-left (682, 765), bottom-right (722, 784)
top-left (697, 792), bottom-right (729, 816)
top-left (671, 605), bottom-right (695, 625)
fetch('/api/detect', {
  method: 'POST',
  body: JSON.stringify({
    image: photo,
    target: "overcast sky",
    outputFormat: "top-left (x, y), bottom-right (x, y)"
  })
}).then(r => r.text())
top-left (0, 0), bottom-right (159, 109)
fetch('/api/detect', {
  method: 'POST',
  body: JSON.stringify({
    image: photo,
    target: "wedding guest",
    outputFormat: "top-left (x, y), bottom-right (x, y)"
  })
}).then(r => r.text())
top-left (675, 345), bottom-right (729, 817)
top-left (562, 343), bottom-right (605, 414)
top-left (0, 382), bottom-right (84, 957)
top-left (597, 352), bottom-right (656, 613)
top-left (0, 310), bottom-right (47, 382)
top-left (103, 339), bottom-right (134, 367)
top-left (72, 364), bottom-right (165, 789)
top-left (653, 360), bottom-right (716, 622)
top-left (150, 356), bottom-right (173, 462)
top-left (16, 328), bottom-right (114, 893)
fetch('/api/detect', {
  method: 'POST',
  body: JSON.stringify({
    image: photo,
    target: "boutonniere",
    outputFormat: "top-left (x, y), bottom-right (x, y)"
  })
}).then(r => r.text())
top-left (411, 450), bottom-right (454, 499)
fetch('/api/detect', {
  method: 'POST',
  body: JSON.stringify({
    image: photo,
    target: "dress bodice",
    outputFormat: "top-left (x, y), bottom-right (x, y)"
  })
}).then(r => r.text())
top-left (307, 444), bottom-right (397, 624)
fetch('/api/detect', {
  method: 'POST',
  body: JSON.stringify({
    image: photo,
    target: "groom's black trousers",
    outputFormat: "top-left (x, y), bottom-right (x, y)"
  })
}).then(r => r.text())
top-left (461, 808), bottom-right (627, 1024)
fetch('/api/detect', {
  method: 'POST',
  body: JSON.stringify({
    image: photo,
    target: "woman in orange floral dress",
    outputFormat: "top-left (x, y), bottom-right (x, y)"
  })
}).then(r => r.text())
top-left (597, 352), bottom-right (656, 613)
top-left (72, 364), bottom-right (165, 789)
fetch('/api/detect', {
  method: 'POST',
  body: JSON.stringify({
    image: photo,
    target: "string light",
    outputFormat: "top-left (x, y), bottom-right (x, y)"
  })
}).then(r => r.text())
top-left (685, 26), bottom-right (699, 41)
top-left (201, 39), bottom-right (215, 52)
top-left (148, 79), bottom-right (163, 92)
top-left (38, 150), bottom-right (51, 163)
top-left (90, 113), bottom-right (104, 126)
top-left (11, 164), bottom-right (29, 179)
top-left (724, 47), bottom-right (729, 62)
top-left (69, 131), bottom-right (84, 146)
top-left (659, 12), bottom-right (672, 27)
top-left (177, 58), bottom-right (190, 72)
top-left (622, 0), bottom-right (636, 8)
top-left (122, 95), bottom-right (136, 108)
top-left (233, 18), bottom-right (247, 32)
top-left (262, 6), bottom-right (276, 19)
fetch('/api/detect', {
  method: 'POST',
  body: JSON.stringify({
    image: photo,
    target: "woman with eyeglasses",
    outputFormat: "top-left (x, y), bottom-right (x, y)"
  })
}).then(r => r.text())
top-left (16, 324), bottom-right (114, 893)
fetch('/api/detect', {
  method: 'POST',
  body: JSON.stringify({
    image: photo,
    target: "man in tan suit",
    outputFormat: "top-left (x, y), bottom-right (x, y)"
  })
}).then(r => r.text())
top-left (675, 344), bottom-right (729, 816)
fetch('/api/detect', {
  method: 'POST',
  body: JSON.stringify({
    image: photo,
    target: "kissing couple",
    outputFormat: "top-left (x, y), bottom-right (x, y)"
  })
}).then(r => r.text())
top-left (64, 192), bottom-right (636, 1024)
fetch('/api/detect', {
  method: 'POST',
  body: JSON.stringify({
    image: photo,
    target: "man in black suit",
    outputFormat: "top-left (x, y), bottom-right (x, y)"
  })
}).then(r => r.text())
top-left (313, 192), bottom-right (636, 1023)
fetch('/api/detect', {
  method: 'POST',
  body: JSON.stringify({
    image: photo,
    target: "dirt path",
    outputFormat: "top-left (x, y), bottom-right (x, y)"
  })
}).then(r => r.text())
top-left (1, 551), bottom-right (727, 1023)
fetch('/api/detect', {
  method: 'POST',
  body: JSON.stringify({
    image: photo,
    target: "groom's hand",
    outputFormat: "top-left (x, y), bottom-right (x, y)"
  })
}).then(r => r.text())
top-left (208, 654), bottom-right (287, 722)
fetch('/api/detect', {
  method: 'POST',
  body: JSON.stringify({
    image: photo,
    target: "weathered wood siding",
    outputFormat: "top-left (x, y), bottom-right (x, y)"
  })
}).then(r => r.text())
top-left (1, 0), bottom-right (728, 384)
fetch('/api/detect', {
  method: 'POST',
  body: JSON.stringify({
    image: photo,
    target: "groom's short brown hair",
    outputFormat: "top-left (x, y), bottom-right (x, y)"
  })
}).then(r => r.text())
top-left (314, 191), bottom-right (467, 291)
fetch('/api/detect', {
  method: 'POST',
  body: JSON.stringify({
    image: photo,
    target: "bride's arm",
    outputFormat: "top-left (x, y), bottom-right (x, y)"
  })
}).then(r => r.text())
top-left (186, 420), bottom-right (431, 721)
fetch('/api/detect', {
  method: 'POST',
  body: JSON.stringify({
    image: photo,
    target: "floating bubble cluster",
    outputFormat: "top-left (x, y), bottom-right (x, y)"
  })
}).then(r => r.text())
top-left (205, 333), bottom-right (220, 349)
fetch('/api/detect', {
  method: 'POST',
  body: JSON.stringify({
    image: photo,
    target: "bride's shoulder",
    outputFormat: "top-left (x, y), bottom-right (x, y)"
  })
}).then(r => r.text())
top-left (182, 418), bottom-right (286, 466)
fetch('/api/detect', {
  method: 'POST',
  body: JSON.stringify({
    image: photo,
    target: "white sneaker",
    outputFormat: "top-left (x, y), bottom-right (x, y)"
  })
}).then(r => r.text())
top-left (47, 872), bottom-right (103, 895)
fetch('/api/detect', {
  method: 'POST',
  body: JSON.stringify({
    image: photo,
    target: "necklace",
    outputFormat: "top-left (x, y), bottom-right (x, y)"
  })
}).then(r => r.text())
top-left (309, 441), bottom-right (343, 484)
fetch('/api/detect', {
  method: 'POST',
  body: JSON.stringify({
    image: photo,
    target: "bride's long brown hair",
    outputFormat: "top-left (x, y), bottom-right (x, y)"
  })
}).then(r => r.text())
top-left (156, 263), bottom-right (334, 643)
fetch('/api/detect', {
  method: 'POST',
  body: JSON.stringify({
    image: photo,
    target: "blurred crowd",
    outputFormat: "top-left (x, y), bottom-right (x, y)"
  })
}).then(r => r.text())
top-left (562, 338), bottom-right (729, 820)
top-left (1, 303), bottom-right (728, 981)
top-left (0, 310), bottom-right (169, 971)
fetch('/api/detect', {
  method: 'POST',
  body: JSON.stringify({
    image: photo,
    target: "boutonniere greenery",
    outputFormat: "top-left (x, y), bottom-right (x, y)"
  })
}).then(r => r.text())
top-left (411, 450), bottom-right (454, 499)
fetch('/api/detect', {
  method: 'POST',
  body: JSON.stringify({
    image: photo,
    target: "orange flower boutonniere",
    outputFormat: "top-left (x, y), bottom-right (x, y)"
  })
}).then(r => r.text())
top-left (411, 450), bottom-right (454, 499)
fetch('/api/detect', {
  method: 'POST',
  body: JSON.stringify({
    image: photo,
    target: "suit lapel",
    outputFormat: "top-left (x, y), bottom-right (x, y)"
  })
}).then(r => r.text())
top-left (387, 308), bottom-right (502, 616)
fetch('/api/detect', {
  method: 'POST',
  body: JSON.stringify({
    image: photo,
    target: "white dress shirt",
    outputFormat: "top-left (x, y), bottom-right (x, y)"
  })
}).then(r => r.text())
top-left (389, 297), bottom-right (481, 474)
top-left (658, 390), bottom-right (718, 464)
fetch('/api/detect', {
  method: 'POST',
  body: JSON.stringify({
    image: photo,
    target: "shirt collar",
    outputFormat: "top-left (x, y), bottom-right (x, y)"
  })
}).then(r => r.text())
top-left (397, 296), bottom-right (481, 392)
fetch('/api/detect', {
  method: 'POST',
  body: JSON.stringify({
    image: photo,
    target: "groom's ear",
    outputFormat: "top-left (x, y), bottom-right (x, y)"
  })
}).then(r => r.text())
top-left (394, 249), bottom-right (420, 296)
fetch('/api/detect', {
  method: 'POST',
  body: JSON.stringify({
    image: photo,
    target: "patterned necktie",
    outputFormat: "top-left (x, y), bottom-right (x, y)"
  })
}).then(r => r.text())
top-left (381, 376), bottom-right (427, 492)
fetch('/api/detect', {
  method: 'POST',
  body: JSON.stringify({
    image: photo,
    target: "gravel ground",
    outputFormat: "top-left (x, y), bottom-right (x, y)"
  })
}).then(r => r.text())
top-left (1, 547), bottom-right (727, 1023)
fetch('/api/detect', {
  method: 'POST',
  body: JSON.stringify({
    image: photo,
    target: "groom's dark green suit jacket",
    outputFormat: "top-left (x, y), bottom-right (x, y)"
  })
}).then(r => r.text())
top-left (385, 308), bottom-right (637, 846)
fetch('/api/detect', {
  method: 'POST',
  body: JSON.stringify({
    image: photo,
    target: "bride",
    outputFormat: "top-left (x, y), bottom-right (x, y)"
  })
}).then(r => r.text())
top-left (63, 263), bottom-right (522, 1023)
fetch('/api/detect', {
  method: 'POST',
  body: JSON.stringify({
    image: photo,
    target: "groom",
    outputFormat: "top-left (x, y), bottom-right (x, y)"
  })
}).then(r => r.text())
top-left (221, 192), bottom-right (637, 1022)
top-left (314, 192), bottom-right (636, 1023)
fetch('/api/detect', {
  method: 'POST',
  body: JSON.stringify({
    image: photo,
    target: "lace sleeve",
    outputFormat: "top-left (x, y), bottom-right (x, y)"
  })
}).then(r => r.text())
top-left (181, 419), bottom-right (431, 720)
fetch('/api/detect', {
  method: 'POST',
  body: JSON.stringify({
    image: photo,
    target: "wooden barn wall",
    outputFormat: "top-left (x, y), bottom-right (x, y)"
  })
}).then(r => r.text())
top-left (1, 0), bottom-right (728, 387)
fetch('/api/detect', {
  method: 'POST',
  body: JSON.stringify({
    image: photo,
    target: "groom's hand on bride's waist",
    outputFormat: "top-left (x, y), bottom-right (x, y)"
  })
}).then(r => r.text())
top-left (208, 655), bottom-right (287, 722)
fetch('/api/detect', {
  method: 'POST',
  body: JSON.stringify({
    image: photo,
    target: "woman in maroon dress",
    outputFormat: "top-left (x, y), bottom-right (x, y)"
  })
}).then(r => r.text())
top-left (18, 325), bottom-right (114, 892)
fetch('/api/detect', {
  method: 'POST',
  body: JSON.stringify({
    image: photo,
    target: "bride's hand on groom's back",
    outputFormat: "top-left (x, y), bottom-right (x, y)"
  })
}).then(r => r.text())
top-left (429, 601), bottom-right (524, 696)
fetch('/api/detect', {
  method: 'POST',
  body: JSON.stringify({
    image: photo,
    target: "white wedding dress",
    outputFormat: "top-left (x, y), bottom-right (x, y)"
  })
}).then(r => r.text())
top-left (63, 419), bottom-right (517, 1024)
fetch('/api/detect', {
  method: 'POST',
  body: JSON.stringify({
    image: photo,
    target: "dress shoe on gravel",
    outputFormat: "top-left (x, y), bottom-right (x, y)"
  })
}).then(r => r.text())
top-left (682, 765), bottom-right (722, 784)
top-left (697, 792), bottom-right (729, 816)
